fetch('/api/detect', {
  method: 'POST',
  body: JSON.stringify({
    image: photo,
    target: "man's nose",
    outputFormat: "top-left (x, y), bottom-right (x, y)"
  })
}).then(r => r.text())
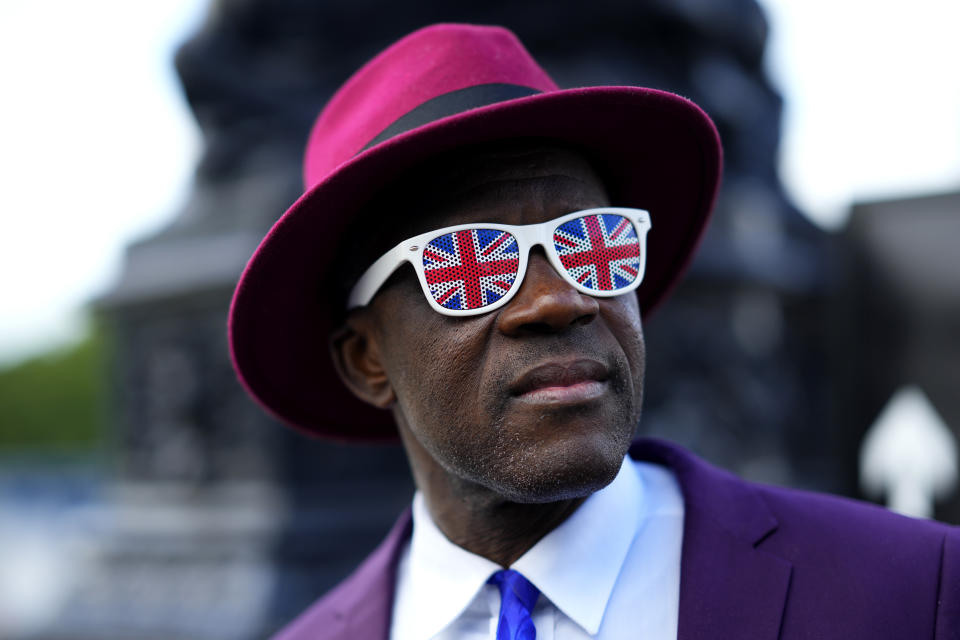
top-left (496, 251), bottom-right (599, 335)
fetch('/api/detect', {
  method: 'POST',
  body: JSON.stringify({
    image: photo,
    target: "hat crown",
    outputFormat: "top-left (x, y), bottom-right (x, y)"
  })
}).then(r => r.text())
top-left (302, 24), bottom-right (558, 188)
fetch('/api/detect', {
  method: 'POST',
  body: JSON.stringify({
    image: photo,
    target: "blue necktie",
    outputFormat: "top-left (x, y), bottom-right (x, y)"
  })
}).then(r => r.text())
top-left (488, 569), bottom-right (540, 640)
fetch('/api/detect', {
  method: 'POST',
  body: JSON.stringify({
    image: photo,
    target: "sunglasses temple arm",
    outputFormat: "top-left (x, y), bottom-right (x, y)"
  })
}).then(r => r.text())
top-left (346, 242), bottom-right (412, 310)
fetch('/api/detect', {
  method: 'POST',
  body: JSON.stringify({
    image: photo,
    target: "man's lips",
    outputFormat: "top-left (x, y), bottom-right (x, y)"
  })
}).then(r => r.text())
top-left (509, 359), bottom-right (610, 403)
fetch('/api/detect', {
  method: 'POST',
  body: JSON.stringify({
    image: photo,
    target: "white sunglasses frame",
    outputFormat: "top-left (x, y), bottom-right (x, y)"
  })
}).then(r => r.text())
top-left (347, 207), bottom-right (652, 317)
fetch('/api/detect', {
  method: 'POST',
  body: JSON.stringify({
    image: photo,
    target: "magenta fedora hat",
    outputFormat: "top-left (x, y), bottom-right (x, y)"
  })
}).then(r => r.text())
top-left (229, 23), bottom-right (722, 441)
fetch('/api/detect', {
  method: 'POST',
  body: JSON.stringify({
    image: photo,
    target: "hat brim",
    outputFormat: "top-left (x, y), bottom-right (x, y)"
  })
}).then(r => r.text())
top-left (229, 86), bottom-right (722, 441)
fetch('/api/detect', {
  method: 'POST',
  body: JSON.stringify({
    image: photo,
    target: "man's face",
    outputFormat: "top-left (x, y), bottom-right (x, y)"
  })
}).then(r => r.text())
top-left (345, 143), bottom-right (645, 504)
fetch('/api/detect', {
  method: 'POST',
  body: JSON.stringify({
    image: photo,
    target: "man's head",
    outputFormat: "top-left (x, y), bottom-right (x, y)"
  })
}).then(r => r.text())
top-left (227, 23), bottom-right (720, 443)
top-left (331, 141), bottom-right (645, 504)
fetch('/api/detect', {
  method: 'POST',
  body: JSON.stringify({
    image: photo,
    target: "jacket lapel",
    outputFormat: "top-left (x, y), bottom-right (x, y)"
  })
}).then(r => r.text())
top-left (631, 439), bottom-right (792, 640)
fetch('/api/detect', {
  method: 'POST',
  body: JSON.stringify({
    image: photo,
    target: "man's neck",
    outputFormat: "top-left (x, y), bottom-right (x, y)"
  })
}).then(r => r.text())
top-left (422, 488), bottom-right (587, 567)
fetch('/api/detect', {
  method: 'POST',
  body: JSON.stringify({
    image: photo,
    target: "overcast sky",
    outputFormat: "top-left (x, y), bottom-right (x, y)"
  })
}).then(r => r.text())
top-left (763, 0), bottom-right (960, 224)
top-left (0, 0), bottom-right (204, 365)
top-left (1, 0), bottom-right (958, 366)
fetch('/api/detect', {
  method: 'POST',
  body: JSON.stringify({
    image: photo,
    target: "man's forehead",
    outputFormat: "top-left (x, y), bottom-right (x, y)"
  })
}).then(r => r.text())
top-left (397, 141), bottom-right (610, 229)
top-left (427, 142), bottom-right (603, 193)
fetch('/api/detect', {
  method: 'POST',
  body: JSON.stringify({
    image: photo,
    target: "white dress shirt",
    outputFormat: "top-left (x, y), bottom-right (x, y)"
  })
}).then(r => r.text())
top-left (390, 457), bottom-right (685, 639)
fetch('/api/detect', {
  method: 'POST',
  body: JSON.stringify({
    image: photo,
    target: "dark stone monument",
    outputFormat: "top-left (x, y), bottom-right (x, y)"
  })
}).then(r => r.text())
top-left (38, 1), bottom-right (834, 638)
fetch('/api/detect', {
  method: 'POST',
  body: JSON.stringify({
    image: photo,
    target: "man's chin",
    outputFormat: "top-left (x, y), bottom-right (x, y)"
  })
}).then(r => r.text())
top-left (484, 433), bottom-right (630, 504)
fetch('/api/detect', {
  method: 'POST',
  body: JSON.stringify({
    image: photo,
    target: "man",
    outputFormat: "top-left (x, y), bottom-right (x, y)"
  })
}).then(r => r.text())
top-left (229, 24), bottom-right (959, 639)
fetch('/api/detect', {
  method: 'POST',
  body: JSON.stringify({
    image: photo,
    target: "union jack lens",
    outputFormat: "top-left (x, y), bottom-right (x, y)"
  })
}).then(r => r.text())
top-left (553, 213), bottom-right (641, 291)
top-left (419, 213), bottom-right (643, 312)
top-left (423, 229), bottom-right (520, 311)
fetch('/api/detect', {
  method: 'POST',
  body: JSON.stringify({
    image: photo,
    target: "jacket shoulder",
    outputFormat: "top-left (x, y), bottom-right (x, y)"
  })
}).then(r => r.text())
top-left (754, 480), bottom-right (956, 558)
top-left (753, 482), bottom-right (960, 637)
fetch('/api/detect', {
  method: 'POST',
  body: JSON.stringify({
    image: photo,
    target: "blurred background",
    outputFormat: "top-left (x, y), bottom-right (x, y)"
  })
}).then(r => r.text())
top-left (1, 0), bottom-right (958, 637)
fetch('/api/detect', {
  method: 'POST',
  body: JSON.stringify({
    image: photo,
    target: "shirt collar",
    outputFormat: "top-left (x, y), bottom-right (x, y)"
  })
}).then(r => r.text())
top-left (398, 457), bottom-right (644, 638)
top-left (398, 492), bottom-right (501, 639)
top-left (513, 457), bottom-right (644, 634)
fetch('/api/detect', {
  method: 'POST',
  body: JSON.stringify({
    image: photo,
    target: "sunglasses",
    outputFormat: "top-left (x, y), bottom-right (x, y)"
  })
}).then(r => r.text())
top-left (347, 207), bottom-right (652, 317)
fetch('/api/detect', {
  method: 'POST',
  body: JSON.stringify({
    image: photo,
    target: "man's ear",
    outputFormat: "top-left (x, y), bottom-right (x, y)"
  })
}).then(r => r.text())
top-left (329, 313), bottom-right (396, 409)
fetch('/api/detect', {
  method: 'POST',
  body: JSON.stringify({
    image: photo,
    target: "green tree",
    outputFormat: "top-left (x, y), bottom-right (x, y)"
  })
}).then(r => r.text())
top-left (0, 321), bottom-right (108, 450)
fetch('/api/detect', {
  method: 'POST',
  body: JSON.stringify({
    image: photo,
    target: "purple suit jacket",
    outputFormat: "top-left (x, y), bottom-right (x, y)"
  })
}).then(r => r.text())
top-left (275, 438), bottom-right (960, 639)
